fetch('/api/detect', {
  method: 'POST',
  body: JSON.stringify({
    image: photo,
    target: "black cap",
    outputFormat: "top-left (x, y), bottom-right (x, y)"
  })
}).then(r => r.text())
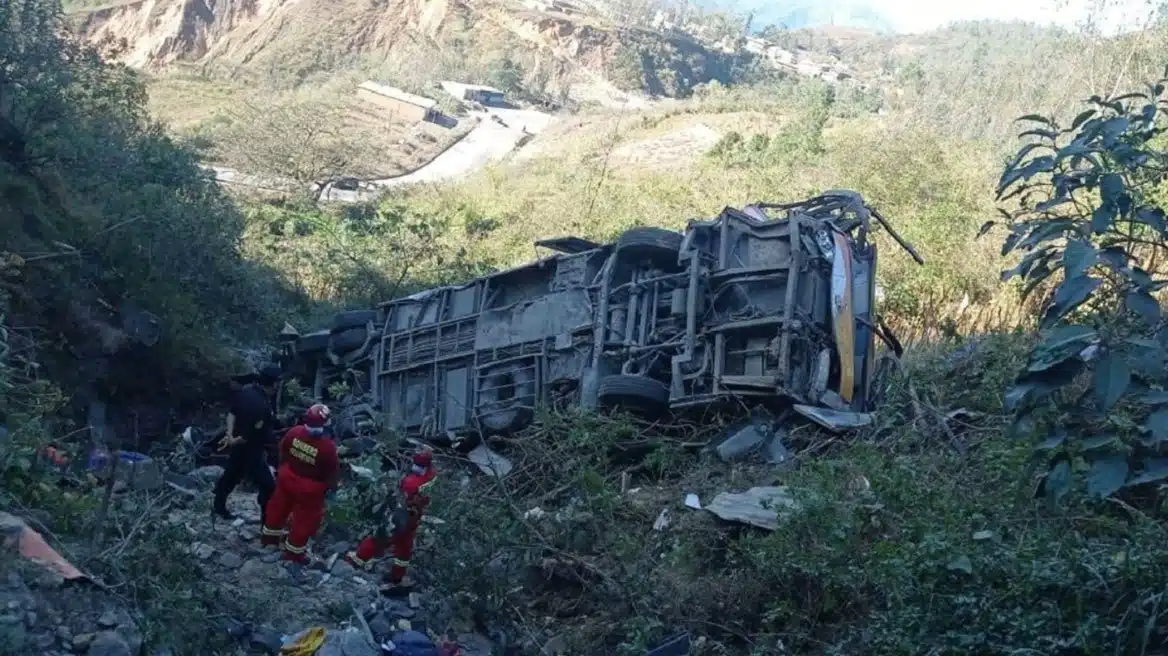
top-left (257, 364), bottom-right (282, 385)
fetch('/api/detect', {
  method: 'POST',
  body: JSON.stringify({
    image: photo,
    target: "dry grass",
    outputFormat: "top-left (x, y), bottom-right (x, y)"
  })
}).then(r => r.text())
top-left (148, 72), bottom-right (470, 177)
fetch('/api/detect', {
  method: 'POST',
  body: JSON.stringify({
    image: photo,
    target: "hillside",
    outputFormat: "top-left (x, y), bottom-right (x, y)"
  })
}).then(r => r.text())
top-left (9, 0), bottom-right (1168, 653)
top-left (67, 0), bottom-right (756, 101)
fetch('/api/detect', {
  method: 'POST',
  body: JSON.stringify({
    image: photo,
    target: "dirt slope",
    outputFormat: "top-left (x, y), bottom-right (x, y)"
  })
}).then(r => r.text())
top-left (69, 0), bottom-right (746, 98)
top-left (73, 0), bottom-right (467, 71)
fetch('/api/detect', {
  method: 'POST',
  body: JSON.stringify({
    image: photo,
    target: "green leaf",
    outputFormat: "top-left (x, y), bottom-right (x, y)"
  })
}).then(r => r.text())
top-left (1019, 128), bottom-right (1059, 141)
top-left (1092, 203), bottom-right (1117, 234)
top-left (1063, 239), bottom-right (1097, 278)
top-left (1002, 245), bottom-right (1054, 282)
top-left (1125, 291), bottom-right (1160, 324)
top-left (1081, 434), bottom-right (1118, 450)
top-left (1044, 460), bottom-right (1073, 503)
top-left (1133, 206), bottom-right (1166, 231)
top-left (1100, 117), bottom-right (1131, 145)
top-left (1029, 324), bottom-right (1097, 372)
top-left (1017, 114), bottom-right (1054, 126)
top-left (1019, 218), bottom-right (1075, 250)
top-left (1097, 246), bottom-right (1129, 270)
top-left (1124, 458), bottom-right (1168, 486)
top-left (1035, 433), bottom-right (1065, 450)
top-left (1093, 352), bottom-right (1131, 411)
top-left (1042, 276), bottom-right (1102, 328)
top-left (1099, 173), bottom-right (1125, 204)
top-left (1137, 389), bottom-right (1168, 405)
top-left (1087, 453), bottom-right (1129, 497)
top-left (1070, 109), bottom-right (1096, 130)
top-left (1146, 408), bottom-right (1168, 442)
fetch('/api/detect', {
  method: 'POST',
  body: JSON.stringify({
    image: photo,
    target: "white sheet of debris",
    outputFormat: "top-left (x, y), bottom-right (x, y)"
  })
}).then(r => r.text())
top-left (705, 486), bottom-right (800, 530)
top-left (468, 444), bottom-right (513, 477)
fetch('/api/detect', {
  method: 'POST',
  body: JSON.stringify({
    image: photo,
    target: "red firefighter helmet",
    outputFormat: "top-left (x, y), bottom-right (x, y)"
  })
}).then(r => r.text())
top-left (303, 403), bottom-right (331, 427)
top-left (412, 450), bottom-right (433, 468)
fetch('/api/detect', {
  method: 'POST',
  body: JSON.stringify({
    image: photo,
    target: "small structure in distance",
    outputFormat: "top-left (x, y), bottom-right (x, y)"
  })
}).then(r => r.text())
top-left (357, 81), bottom-right (440, 123)
top-left (440, 81), bottom-right (505, 106)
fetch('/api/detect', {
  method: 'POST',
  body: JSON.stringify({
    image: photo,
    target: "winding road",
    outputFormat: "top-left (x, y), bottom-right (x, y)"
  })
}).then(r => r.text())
top-left (207, 105), bottom-right (555, 202)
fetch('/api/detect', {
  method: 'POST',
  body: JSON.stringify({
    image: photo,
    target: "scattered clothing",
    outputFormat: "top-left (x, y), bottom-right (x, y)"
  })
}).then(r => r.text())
top-left (279, 626), bottom-right (326, 656)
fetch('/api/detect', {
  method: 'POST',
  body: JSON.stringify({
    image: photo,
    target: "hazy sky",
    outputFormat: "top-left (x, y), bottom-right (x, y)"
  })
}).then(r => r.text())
top-left (879, 0), bottom-right (1157, 33)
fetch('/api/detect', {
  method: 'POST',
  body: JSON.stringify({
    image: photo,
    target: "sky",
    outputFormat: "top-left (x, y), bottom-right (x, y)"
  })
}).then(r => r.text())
top-left (875, 0), bottom-right (1158, 34)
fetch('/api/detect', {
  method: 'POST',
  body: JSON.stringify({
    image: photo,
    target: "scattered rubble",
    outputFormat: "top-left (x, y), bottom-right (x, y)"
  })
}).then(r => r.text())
top-left (705, 486), bottom-right (801, 531)
top-left (466, 445), bottom-right (513, 478)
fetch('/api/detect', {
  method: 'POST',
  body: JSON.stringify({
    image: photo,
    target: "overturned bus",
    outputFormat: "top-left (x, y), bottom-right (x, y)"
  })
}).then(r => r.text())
top-left (278, 190), bottom-right (922, 438)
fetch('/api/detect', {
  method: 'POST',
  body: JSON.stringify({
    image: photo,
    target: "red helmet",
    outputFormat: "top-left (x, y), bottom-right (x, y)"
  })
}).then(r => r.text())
top-left (412, 450), bottom-right (433, 467)
top-left (303, 403), bottom-right (331, 428)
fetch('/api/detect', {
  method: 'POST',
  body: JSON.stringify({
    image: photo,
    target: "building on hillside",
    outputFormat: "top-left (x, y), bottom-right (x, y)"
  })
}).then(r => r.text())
top-left (440, 81), bottom-right (506, 106)
top-left (357, 81), bottom-right (439, 123)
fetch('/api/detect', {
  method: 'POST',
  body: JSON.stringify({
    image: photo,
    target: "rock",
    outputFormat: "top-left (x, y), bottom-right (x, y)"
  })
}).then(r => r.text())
top-left (457, 633), bottom-right (494, 656)
top-left (0, 613), bottom-right (27, 650)
top-left (188, 466), bottom-right (224, 485)
top-left (543, 634), bottom-right (568, 654)
top-left (247, 628), bottom-right (283, 653)
top-left (217, 552), bottom-right (244, 569)
top-left (238, 559), bottom-right (274, 581)
top-left (330, 559), bottom-right (355, 579)
top-left (72, 632), bottom-right (96, 651)
top-left (34, 632), bottom-right (56, 649)
top-left (367, 612), bottom-right (394, 638)
top-left (97, 612), bottom-right (119, 629)
top-left (25, 610), bottom-right (36, 625)
top-left (86, 631), bottom-right (131, 656)
top-left (56, 625), bottom-right (72, 642)
top-left (190, 543), bottom-right (215, 560)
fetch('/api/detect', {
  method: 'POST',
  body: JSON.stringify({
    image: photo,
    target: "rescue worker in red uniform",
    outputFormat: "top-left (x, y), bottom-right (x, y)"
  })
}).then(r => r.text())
top-left (261, 403), bottom-right (339, 564)
top-left (344, 449), bottom-right (436, 589)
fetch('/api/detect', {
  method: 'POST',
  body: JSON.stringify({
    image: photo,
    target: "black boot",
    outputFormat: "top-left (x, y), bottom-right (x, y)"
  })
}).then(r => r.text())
top-left (212, 501), bottom-right (235, 520)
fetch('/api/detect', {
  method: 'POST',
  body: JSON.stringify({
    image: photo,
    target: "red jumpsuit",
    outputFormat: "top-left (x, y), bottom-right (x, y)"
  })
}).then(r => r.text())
top-left (347, 463), bottom-right (436, 583)
top-left (260, 425), bottom-right (339, 562)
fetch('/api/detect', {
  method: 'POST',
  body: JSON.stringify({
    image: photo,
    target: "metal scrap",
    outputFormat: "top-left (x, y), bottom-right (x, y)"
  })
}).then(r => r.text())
top-left (704, 486), bottom-right (800, 530)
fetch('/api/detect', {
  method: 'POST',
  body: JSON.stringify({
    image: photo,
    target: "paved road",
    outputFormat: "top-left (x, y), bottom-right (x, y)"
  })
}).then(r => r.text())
top-left (320, 106), bottom-right (554, 202)
top-left (204, 105), bottom-right (557, 202)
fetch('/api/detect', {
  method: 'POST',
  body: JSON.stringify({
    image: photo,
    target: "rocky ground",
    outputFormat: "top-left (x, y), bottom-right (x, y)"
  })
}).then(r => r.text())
top-left (2, 462), bottom-right (495, 656)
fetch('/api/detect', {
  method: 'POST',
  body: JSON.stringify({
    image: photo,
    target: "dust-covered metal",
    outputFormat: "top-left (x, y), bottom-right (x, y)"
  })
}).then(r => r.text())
top-left (278, 189), bottom-right (919, 439)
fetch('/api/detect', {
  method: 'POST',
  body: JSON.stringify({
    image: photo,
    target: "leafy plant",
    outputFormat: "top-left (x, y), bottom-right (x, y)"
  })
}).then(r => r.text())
top-left (989, 70), bottom-right (1168, 500)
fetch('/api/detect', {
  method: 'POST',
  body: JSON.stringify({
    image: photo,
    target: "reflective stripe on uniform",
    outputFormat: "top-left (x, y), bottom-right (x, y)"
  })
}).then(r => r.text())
top-left (392, 558), bottom-right (410, 567)
top-left (261, 526), bottom-right (287, 537)
top-left (284, 541), bottom-right (308, 554)
top-left (347, 552), bottom-right (374, 569)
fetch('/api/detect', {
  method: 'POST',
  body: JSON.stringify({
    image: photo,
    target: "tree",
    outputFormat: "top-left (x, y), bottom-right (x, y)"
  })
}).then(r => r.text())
top-left (211, 97), bottom-right (378, 195)
top-left (990, 70), bottom-right (1168, 500)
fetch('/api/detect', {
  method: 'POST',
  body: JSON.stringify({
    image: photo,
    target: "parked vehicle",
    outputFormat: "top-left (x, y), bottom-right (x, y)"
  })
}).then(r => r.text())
top-left (278, 190), bottom-right (922, 438)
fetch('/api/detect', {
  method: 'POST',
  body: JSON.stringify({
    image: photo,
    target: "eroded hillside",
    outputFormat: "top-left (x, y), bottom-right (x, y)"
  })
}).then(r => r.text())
top-left (68, 0), bottom-right (754, 97)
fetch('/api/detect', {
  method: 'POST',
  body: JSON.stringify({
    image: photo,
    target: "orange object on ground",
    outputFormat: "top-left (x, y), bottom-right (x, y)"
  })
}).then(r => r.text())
top-left (0, 512), bottom-right (86, 581)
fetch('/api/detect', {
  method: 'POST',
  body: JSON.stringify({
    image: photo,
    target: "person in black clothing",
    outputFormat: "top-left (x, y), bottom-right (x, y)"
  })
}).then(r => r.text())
top-left (212, 365), bottom-right (282, 521)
